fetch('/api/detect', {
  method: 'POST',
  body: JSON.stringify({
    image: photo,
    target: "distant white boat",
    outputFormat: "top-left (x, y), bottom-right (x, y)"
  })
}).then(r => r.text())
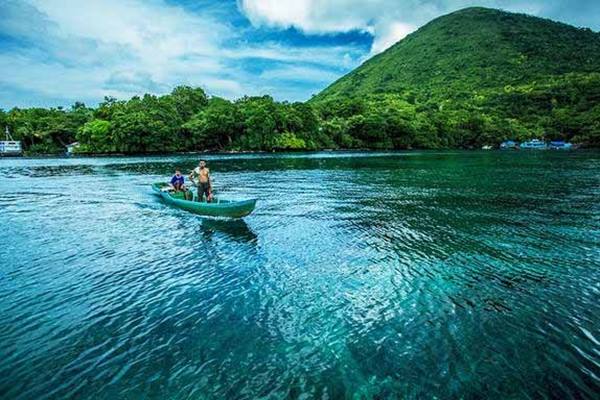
top-left (520, 139), bottom-right (547, 150)
top-left (0, 126), bottom-right (22, 156)
top-left (549, 141), bottom-right (574, 150)
top-left (66, 142), bottom-right (80, 156)
top-left (482, 145), bottom-right (493, 150)
top-left (500, 140), bottom-right (518, 149)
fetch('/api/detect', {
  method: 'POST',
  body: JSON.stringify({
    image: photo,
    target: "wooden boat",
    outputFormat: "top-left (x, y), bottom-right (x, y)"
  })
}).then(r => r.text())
top-left (152, 183), bottom-right (256, 218)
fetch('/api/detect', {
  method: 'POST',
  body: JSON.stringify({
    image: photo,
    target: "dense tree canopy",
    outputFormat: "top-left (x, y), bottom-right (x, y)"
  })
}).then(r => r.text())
top-left (3, 80), bottom-right (599, 155)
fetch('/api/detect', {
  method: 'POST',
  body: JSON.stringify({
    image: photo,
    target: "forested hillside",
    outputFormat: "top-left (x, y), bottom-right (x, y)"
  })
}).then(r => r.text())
top-left (2, 7), bottom-right (599, 154)
top-left (313, 7), bottom-right (600, 148)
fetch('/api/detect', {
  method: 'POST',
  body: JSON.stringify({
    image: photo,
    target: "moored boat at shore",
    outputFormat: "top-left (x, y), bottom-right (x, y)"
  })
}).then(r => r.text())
top-left (500, 140), bottom-right (518, 150)
top-left (0, 127), bottom-right (22, 157)
top-left (520, 139), bottom-right (547, 150)
top-left (549, 140), bottom-right (574, 150)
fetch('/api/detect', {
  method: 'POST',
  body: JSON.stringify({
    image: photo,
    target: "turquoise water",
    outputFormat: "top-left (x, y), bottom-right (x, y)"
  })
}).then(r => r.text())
top-left (0, 151), bottom-right (598, 399)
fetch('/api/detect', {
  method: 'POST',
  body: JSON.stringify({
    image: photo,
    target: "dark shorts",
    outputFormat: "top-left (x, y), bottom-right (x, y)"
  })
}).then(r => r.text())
top-left (198, 182), bottom-right (210, 200)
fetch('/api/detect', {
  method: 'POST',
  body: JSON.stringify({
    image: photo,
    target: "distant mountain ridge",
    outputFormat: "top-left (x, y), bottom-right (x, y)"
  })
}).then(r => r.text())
top-left (314, 7), bottom-right (600, 102)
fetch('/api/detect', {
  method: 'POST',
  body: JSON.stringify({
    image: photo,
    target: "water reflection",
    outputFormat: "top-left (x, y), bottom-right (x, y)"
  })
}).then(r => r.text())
top-left (199, 218), bottom-right (258, 244)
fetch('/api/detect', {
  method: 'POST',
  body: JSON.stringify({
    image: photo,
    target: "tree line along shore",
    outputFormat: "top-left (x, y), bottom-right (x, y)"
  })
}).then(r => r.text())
top-left (2, 79), bottom-right (599, 156)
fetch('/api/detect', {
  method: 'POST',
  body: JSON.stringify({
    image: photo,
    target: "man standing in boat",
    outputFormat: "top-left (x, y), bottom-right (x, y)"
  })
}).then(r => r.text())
top-left (189, 160), bottom-right (212, 202)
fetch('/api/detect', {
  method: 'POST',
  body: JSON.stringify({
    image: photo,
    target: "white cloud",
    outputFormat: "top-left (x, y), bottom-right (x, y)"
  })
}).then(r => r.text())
top-left (240, 0), bottom-right (371, 33)
top-left (260, 65), bottom-right (341, 83)
top-left (223, 43), bottom-right (362, 69)
top-left (371, 21), bottom-right (415, 54)
top-left (3, 0), bottom-right (594, 107)
top-left (0, 0), bottom-right (238, 105)
top-left (238, 0), bottom-right (596, 54)
top-left (239, 0), bottom-right (432, 54)
top-left (0, 0), bottom-right (364, 107)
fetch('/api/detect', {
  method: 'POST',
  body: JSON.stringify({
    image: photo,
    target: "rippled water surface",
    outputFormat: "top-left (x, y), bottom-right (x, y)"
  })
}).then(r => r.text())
top-left (1, 151), bottom-right (599, 399)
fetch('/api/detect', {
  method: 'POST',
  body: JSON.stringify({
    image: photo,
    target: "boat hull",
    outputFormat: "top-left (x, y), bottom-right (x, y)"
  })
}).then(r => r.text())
top-left (152, 183), bottom-right (256, 218)
top-left (520, 139), bottom-right (547, 149)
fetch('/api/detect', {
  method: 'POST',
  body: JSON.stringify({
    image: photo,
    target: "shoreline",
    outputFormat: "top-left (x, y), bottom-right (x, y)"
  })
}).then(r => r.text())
top-left (6, 147), bottom-right (598, 160)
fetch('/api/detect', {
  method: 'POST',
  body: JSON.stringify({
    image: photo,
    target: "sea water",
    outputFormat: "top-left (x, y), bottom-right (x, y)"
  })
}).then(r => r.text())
top-left (0, 151), bottom-right (598, 399)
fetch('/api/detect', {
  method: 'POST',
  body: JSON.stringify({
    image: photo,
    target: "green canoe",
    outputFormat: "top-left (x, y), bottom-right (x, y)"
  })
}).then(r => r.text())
top-left (152, 183), bottom-right (257, 218)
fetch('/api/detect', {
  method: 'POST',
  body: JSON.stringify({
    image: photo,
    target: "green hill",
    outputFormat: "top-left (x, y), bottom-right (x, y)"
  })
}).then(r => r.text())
top-left (315, 7), bottom-right (600, 100)
top-left (312, 7), bottom-right (600, 148)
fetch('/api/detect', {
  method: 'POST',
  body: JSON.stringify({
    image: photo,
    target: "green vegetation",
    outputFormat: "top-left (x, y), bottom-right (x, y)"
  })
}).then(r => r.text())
top-left (1, 89), bottom-right (327, 154)
top-left (314, 7), bottom-right (600, 148)
top-left (2, 7), bottom-right (599, 154)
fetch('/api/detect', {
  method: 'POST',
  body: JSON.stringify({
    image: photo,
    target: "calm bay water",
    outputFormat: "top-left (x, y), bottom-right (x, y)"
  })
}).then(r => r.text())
top-left (0, 151), bottom-right (599, 399)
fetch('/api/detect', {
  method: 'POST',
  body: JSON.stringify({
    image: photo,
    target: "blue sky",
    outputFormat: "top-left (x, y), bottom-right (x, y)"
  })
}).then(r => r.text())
top-left (1, 0), bottom-right (599, 109)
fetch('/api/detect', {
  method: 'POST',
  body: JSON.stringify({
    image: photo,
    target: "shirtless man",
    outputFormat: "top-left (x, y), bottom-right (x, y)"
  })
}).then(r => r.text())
top-left (189, 160), bottom-right (212, 202)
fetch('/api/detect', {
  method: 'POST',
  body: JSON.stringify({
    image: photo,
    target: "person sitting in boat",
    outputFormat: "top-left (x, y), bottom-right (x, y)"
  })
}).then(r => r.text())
top-left (189, 160), bottom-right (212, 202)
top-left (170, 169), bottom-right (185, 192)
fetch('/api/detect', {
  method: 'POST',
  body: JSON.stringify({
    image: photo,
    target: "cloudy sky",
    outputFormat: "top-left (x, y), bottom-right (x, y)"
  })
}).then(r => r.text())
top-left (1, 0), bottom-right (599, 108)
